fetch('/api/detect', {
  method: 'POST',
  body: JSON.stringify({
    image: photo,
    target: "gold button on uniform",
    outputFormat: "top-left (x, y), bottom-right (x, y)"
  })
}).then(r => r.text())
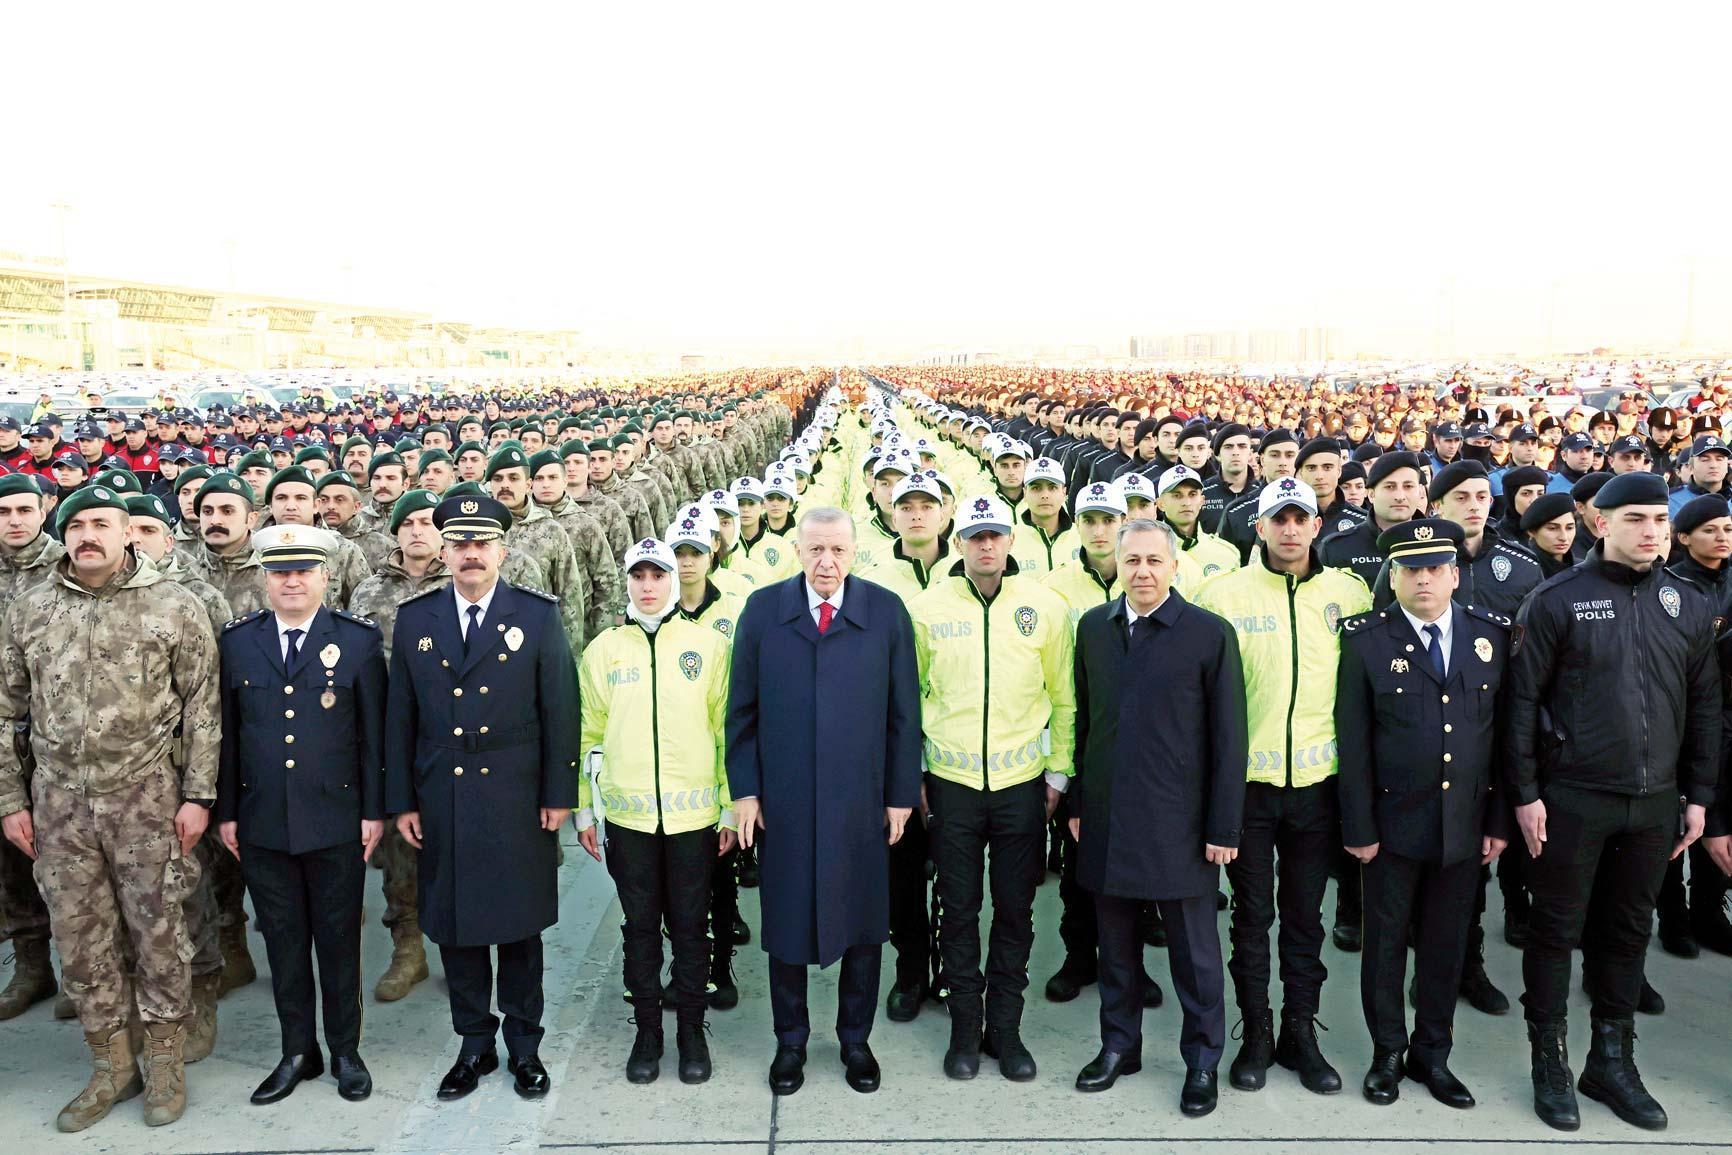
top-left (480, 767), bottom-right (490, 776)
top-left (1405, 644), bottom-right (1415, 652)
top-left (1443, 724), bottom-right (1452, 733)
top-left (454, 727), bottom-right (463, 736)
top-left (454, 766), bottom-right (464, 776)
top-left (285, 710), bottom-right (294, 719)
top-left (480, 686), bottom-right (489, 695)
top-left (285, 734), bottom-right (295, 744)
top-left (285, 759), bottom-right (295, 769)
top-left (453, 688), bottom-right (463, 697)
top-left (480, 726), bottom-right (489, 734)
top-left (1442, 781), bottom-right (1451, 790)
top-left (284, 686), bottom-right (294, 695)
top-left (1443, 752), bottom-right (1452, 763)
top-left (1441, 695), bottom-right (1450, 704)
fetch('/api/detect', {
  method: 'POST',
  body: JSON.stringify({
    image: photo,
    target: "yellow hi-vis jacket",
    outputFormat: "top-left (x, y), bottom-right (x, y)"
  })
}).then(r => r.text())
top-left (858, 537), bottom-right (953, 605)
top-left (1043, 549), bottom-right (1123, 625)
top-left (1009, 508), bottom-right (1079, 577)
top-left (909, 562), bottom-right (1076, 791)
top-left (675, 580), bottom-right (747, 644)
top-left (1191, 551), bottom-right (1371, 788)
top-left (577, 617), bottom-right (732, 834)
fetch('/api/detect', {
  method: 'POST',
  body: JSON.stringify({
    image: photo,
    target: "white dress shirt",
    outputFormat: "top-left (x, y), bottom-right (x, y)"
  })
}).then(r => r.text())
top-left (805, 579), bottom-right (844, 628)
top-left (1401, 604), bottom-right (1453, 677)
top-left (455, 582), bottom-right (499, 640)
top-left (277, 611), bottom-right (318, 664)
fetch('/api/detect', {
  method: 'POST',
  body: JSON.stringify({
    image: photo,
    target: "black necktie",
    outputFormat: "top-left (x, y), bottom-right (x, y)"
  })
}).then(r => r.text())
top-left (284, 628), bottom-right (303, 672)
top-left (1424, 622), bottom-right (1446, 681)
top-left (464, 605), bottom-right (482, 654)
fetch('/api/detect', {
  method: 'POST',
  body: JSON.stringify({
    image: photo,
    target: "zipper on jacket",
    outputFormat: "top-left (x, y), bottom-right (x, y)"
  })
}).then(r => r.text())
top-left (1633, 585), bottom-right (1648, 792)
top-left (981, 592), bottom-right (992, 789)
top-left (648, 630), bottom-right (664, 830)
top-left (1285, 573), bottom-right (1299, 787)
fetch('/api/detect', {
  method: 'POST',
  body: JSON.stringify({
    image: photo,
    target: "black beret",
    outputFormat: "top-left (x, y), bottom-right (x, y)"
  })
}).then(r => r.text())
top-left (1258, 428), bottom-right (1297, 453)
top-left (1369, 451), bottom-right (1425, 488)
top-left (1501, 465), bottom-right (1550, 494)
top-left (1674, 494), bottom-right (1732, 536)
top-left (1592, 471), bottom-right (1669, 510)
top-left (1211, 422), bottom-right (1252, 454)
top-left (1340, 460), bottom-right (1366, 484)
top-left (1176, 421), bottom-right (1211, 447)
top-left (1295, 437), bottom-right (1344, 469)
top-left (1133, 418), bottom-right (1163, 446)
top-left (1427, 459), bottom-right (1489, 502)
top-left (1521, 492), bottom-right (1577, 532)
top-left (1570, 471), bottom-right (1612, 503)
top-left (1351, 441), bottom-right (1384, 462)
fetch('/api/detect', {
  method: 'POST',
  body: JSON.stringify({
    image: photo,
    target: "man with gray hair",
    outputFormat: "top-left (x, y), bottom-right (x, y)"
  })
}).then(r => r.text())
top-left (1069, 518), bottom-right (1246, 1116)
top-left (728, 506), bottom-right (922, 1097)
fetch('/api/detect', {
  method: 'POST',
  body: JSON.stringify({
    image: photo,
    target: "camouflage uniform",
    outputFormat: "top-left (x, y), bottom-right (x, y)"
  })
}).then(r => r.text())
top-left (502, 501), bottom-right (589, 651)
top-left (625, 462), bottom-right (678, 530)
top-left (331, 514), bottom-right (393, 571)
top-left (312, 529), bottom-right (371, 609)
top-left (181, 542), bottom-right (269, 619)
top-left (0, 554), bottom-right (220, 1034)
top-left (543, 495), bottom-right (623, 639)
top-left (595, 472), bottom-right (657, 543)
top-left (0, 532), bottom-right (63, 987)
top-left (571, 486), bottom-right (632, 563)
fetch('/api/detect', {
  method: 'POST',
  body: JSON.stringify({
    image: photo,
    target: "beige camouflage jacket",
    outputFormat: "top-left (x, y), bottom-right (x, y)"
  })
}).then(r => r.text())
top-left (349, 552), bottom-right (452, 661)
top-left (0, 553), bottom-right (221, 815)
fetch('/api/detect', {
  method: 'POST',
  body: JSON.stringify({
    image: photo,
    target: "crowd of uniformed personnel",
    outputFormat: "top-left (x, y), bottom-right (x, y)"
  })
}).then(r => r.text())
top-left (0, 361), bottom-right (1729, 1134)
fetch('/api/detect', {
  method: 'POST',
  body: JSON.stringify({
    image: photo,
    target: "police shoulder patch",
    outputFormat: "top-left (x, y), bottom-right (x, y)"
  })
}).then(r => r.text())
top-left (1339, 609), bottom-right (1378, 634)
top-left (222, 608), bottom-right (269, 632)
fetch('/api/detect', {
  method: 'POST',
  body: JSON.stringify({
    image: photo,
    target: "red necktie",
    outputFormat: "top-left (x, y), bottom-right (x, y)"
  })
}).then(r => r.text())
top-left (818, 601), bottom-right (834, 635)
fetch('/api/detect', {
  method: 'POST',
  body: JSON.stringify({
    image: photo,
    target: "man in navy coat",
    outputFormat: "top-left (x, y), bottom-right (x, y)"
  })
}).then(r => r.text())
top-left (727, 506), bottom-right (922, 1098)
top-left (216, 525), bottom-right (387, 1105)
top-left (1069, 518), bottom-right (1246, 1118)
top-left (384, 494), bottom-right (580, 1103)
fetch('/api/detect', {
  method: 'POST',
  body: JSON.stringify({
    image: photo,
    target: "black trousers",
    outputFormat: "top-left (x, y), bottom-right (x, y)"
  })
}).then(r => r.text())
top-left (1098, 891), bottom-right (1224, 1068)
top-left (1522, 784), bottom-right (1675, 1024)
top-left (886, 810), bottom-right (931, 987)
top-left (769, 944), bottom-right (880, 1047)
top-left (440, 936), bottom-right (545, 1060)
top-left (239, 840), bottom-right (365, 1058)
top-left (927, 773), bottom-right (1045, 1027)
top-left (1361, 850), bottom-right (1478, 1063)
top-left (608, 823), bottom-right (716, 1022)
top-left (711, 843), bottom-right (738, 952)
top-left (1225, 780), bottom-right (1337, 1018)
top-left (1057, 807), bottom-right (1097, 963)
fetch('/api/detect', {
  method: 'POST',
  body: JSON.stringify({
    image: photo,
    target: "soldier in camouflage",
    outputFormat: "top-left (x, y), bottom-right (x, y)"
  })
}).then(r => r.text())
top-left (482, 446), bottom-right (590, 651)
top-left (317, 471), bottom-right (393, 571)
top-left (0, 474), bottom-right (65, 1020)
top-left (617, 433), bottom-right (680, 529)
top-left (346, 490), bottom-right (446, 1002)
top-left (359, 451), bottom-right (409, 534)
top-left (562, 442), bottom-right (631, 563)
top-left (264, 467), bottom-right (371, 607)
top-left (530, 449), bottom-right (623, 639)
top-left (0, 484), bottom-right (220, 1131)
top-left (591, 438), bottom-right (658, 543)
top-left (169, 466), bottom-right (212, 563)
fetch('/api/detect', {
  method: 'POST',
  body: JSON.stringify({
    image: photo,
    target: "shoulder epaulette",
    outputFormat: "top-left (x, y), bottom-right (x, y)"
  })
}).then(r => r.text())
top-left (1492, 541), bottom-right (1542, 568)
top-left (333, 608), bottom-right (380, 630)
top-left (222, 609), bottom-right (268, 632)
top-left (509, 582), bottom-right (559, 604)
top-left (1462, 603), bottom-right (1514, 629)
top-left (399, 586), bottom-right (444, 606)
top-left (1339, 609), bottom-right (1383, 635)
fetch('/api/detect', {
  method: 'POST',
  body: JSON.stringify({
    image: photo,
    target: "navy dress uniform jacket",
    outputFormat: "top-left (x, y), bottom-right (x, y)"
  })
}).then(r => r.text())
top-left (726, 574), bottom-right (922, 968)
top-left (1334, 603), bottom-right (1514, 866)
top-left (216, 606), bottom-right (387, 854)
top-left (383, 581), bottom-right (581, 948)
top-left (1072, 591), bottom-right (1248, 900)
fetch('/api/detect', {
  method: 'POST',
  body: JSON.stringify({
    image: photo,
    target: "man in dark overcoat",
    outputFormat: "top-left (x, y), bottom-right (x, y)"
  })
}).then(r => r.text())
top-left (1069, 517), bottom-right (1246, 1118)
top-left (726, 507), bottom-right (921, 1098)
top-left (384, 494), bottom-right (579, 1103)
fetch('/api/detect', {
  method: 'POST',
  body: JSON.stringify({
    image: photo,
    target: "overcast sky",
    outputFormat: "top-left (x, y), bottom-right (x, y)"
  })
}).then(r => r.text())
top-left (4, 2), bottom-right (1729, 358)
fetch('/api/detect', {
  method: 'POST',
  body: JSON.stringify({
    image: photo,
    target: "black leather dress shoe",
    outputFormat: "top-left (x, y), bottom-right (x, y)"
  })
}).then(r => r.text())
top-left (252, 1051), bottom-right (324, 1105)
top-left (508, 1053), bottom-right (551, 1099)
top-left (840, 1042), bottom-right (880, 1093)
top-left (1332, 922), bottom-right (1362, 952)
top-left (437, 1050), bottom-right (499, 1101)
top-left (1408, 1060), bottom-right (1474, 1109)
top-left (331, 1054), bottom-right (372, 1102)
top-left (769, 1044), bottom-right (806, 1096)
top-left (1362, 1048), bottom-right (1403, 1105)
top-left (1075, 1047), bottom-right (1142, 1092)
top-left (1180, 1067), bottom-right (1218, 1117)
top-left (886, 979), bottom-right (925, 1022)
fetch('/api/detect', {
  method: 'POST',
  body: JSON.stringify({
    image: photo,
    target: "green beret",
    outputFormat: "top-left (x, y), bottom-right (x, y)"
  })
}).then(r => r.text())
top-left (443, 480), bottom-right (486, 499)
top-left (390, 488), bottom-right (441, 534)
top-left (195, 471), bottom-right (256, 512)
top-left (293, 446), bottom-right (332, 465)
top-left (586, 439), bottom-right (612, 453)
top-left (527, 449), bottom-right (561, 476)
top-left (417, 448), bottom-right (453, 469)
top-left (486, 443), bottom-right (530, 479)
top-left (91, 468), bottom-right (142, 495)
top-left (618, 422), bottom-right (643, 437)
top-left (235, 450), bottom-right (272, 473)
top-left (455, 440), bottom-right (486, 458)
top-left (488, 421), bottom-right (513, 435)
top-left (123, 493), bottom-right (172, 525)
top-left (560, 440), bottom-right (589, 460)
top-left (368, 451), bottom-right (405, 474)
top-left (557, 418), bottom-right (584, 434)
top-left (265, 466), bottom-right (316, 502)
top-left (650, 412), bottom-right (673, 429)
top-left (57, 482), bottom-right (130, 533)
top-left (315, 470), bottom-right (360, 493)
top-left (0, 474), bottom-right (42, 501)
top-left (177, 465), bottom-right (214, 490)
top-left (395, 437), bottom-right (421, 453)
top-left (340, 436), bottom-right (369, 454)
top-left (609, 433), bottom-right (633, 449)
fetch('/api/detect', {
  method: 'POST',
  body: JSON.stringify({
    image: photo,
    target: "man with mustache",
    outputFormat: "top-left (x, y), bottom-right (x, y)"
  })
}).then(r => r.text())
top-left (484, 444), bottom-right (590, 652)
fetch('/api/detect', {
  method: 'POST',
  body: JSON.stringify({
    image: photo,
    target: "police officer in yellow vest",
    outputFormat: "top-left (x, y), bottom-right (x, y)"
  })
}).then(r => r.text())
top-left (1192, 476), bottom-right (1373, 1098)
top-left (577, 538), bottom-right (734, 1088)
top-left (1045, 481), bottom-right (1128, 624)
top-left (909, 495), bottom-right (1075, 1083)
top-left (1157, 465), bottom-right (1240, 594)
